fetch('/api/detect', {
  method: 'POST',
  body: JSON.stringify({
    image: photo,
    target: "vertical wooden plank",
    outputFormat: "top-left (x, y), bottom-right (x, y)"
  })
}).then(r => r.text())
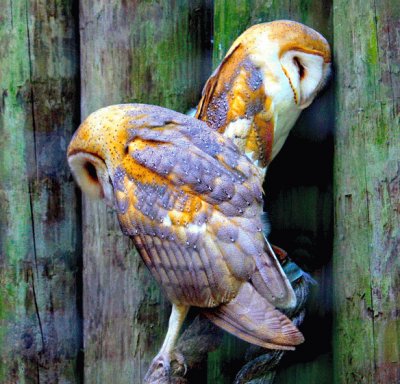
top-left (333, 0), bottom-right (400, 382)
top-left (79, 1), bottom-right (212, 382)
top-left (0, 1), bottom-right (81, 383)
top-left (209, 1), bottom-right (334, 382)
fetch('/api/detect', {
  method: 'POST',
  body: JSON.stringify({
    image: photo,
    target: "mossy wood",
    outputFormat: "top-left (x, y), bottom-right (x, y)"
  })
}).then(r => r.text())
top-left (0, 1), bottom-right (81, 383)
top-left (209, 1), bottom-right (334, 383)
top-left (333, 0), bottom-right (400, 382)
top-left (1, 1), bottom-right (398, 383)
top-left (79, 1), bottom-right (212, 383)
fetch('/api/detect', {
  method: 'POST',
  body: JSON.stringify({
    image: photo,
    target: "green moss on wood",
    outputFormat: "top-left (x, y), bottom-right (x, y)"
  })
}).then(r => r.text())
top-left (0, 0), bottom-right (81, 382)
top-left (211, 1), bottom-right (334, 383)
top-left (333, 0), bottom-right (400, 382)
top-left (80, 1), bottom-right (212, 382)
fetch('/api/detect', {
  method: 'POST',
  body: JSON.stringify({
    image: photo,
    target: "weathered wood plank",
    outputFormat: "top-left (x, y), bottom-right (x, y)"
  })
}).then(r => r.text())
top-left (209, 1), bottom-right (334, 382)
top-left (0, 1), bottom-right (81, 383)
top-left (79, 1), bottom-right (212, 382)
top-left (333, 0), bottom-right (400, 382)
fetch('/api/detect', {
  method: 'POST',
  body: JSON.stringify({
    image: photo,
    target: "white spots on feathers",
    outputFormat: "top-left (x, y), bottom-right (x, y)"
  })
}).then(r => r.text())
top-left (163, 215), bottom-right (172, 227)
top-left (187, 223), bottom-right (206, 235)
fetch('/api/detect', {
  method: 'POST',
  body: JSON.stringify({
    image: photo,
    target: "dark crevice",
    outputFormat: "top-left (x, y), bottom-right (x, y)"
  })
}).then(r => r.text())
top-left (25, 0), bottom-right (39, 179)
top-left (29, 267), bottom-right (45, 352)
top-left (28, 183), bottom-right (39, 277)
top-left (25, 0), bottom-right (44, 356)
top-left (72, 0), bottom-right (84, 381)
top-left (28, 183), bottom-right (45, 356)
top-left (9, 0), bottom-right (14, 28)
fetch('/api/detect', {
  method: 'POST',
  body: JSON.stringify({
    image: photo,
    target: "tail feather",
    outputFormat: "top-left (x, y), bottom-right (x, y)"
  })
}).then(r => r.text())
top-left (202, 282), bottom-right (304, 350)
top-left (254, 212), bottom-right (297, 309)
top-left (252, 239), bottom-right (297, 309)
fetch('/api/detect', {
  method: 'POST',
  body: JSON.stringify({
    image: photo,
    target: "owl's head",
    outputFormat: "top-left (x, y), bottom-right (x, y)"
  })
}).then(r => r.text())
top-left (235, 20), bottom-right (331, 109)
top-left (196, 20), bottom-right (331, 168)
top-left (67, 105), bottom-right (134, 206)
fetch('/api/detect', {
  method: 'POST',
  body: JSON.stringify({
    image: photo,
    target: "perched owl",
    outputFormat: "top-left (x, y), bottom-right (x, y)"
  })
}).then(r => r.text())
top-left (67, 104), bottom-right (304, 376)
top-left (195, 21), bottom-right (331, 343)
top-left (196, 20), bottom-right (331, 172)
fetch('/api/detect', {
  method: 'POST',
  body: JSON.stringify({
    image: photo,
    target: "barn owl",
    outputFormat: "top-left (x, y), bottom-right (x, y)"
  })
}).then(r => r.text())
top-left (195, 21), bottom-right (331, 342)
top-left (196, 20), bottom-right (331, 173)
top-left (67, 104), bottom-right (304, 378)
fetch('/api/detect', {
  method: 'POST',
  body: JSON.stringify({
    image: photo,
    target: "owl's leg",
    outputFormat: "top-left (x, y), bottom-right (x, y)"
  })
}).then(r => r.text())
top-left (144, 304), bottom-right (189, 382)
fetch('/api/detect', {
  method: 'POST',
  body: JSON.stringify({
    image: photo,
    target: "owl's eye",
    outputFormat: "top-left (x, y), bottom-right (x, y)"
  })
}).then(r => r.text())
top-left (293, 57), bottom-right (305, 79)
top-left (85, 162), bottom-right (99, 182)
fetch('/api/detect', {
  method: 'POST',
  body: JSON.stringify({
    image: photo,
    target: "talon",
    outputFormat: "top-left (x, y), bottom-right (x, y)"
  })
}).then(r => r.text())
top-left (171, 350), bottom-right (187, 376)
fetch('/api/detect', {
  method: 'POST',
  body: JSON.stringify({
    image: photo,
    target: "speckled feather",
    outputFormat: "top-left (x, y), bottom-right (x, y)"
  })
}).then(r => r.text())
top-left (192, 22), bottom-right (331, 340)
top-left (196, 20), bottom-right (331, 167)
top-left (67, 103), bottom-right (303, 348)
top-left (196, 43), bottom-right (274, 167)
top-left (109, 105), bottom-right (289, 307)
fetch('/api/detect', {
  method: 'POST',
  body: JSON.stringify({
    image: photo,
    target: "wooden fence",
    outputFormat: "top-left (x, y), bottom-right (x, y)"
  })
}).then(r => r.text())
top-left (0, 0), bottom-right (398, 383)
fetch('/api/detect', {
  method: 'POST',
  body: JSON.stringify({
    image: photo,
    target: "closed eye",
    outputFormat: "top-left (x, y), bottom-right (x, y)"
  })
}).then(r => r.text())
top-left (68, 152), bottom-right (109, 200)
top-left (293, 57), bottom-right (306, 79)
top-left (84, 161), bottom-right (99, 182)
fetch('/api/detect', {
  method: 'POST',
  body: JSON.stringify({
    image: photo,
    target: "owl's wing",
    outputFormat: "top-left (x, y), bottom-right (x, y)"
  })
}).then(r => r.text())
top-left (113, 109), bottom-right (293, 307)
top-left (195, 43), bottom-right (243, 127)
top-left (195, 44), bottom-right (274, 167)
top-left (203, 282), bottom-right (304, 350)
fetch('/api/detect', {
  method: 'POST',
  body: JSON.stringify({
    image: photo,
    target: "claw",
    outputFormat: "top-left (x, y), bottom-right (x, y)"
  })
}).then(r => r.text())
top-left (170, 350), bottom-right (187, 376)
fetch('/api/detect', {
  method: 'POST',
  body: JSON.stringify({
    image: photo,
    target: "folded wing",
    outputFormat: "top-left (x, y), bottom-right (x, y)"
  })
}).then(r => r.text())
top-left (112, 106), bottom-right (295, 309)
top-left (203, 282), bottom-right (304, 349)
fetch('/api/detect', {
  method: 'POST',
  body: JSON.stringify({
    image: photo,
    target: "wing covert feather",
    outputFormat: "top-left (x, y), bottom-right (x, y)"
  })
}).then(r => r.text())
top-left (110, 106), bottom-right (294, 308)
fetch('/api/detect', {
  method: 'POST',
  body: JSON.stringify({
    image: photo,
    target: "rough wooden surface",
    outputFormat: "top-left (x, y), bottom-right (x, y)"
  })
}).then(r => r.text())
top-left (333, 0), bottom-right (400, 382)
top-left (209, 1), bottom-right (334, 383)
top-left (0, 1), bottom-right (81, 383)
top-left (2, 2), bottom-right (398, 383)
top-left (79, 1), bottom-right (212, 382)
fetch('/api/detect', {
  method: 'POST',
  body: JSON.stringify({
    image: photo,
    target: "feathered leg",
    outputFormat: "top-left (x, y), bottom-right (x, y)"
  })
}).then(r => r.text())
top-left (144, 304), bottom-right (189, 382)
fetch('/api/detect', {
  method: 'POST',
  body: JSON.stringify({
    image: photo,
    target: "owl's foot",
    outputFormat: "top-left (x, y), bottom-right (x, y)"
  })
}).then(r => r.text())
top-left (170, 350), bottom-right (187, 376)
top-left (144, 352), bottom-right (171, 383)
top-left (144, 350), bottom-right (187, 383)
top-left (144, 305), bottom-right (189, 383)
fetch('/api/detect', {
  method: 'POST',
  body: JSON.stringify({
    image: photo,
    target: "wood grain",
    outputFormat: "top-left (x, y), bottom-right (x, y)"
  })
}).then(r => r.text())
top-left (333, 0), bottom-right (400, 382)
top-left (79, 1), bottom-right (212, 382)
top-left (1, 2), bottom-right (398, 383)
top-left (0, 0), bottom-right (81, 382)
